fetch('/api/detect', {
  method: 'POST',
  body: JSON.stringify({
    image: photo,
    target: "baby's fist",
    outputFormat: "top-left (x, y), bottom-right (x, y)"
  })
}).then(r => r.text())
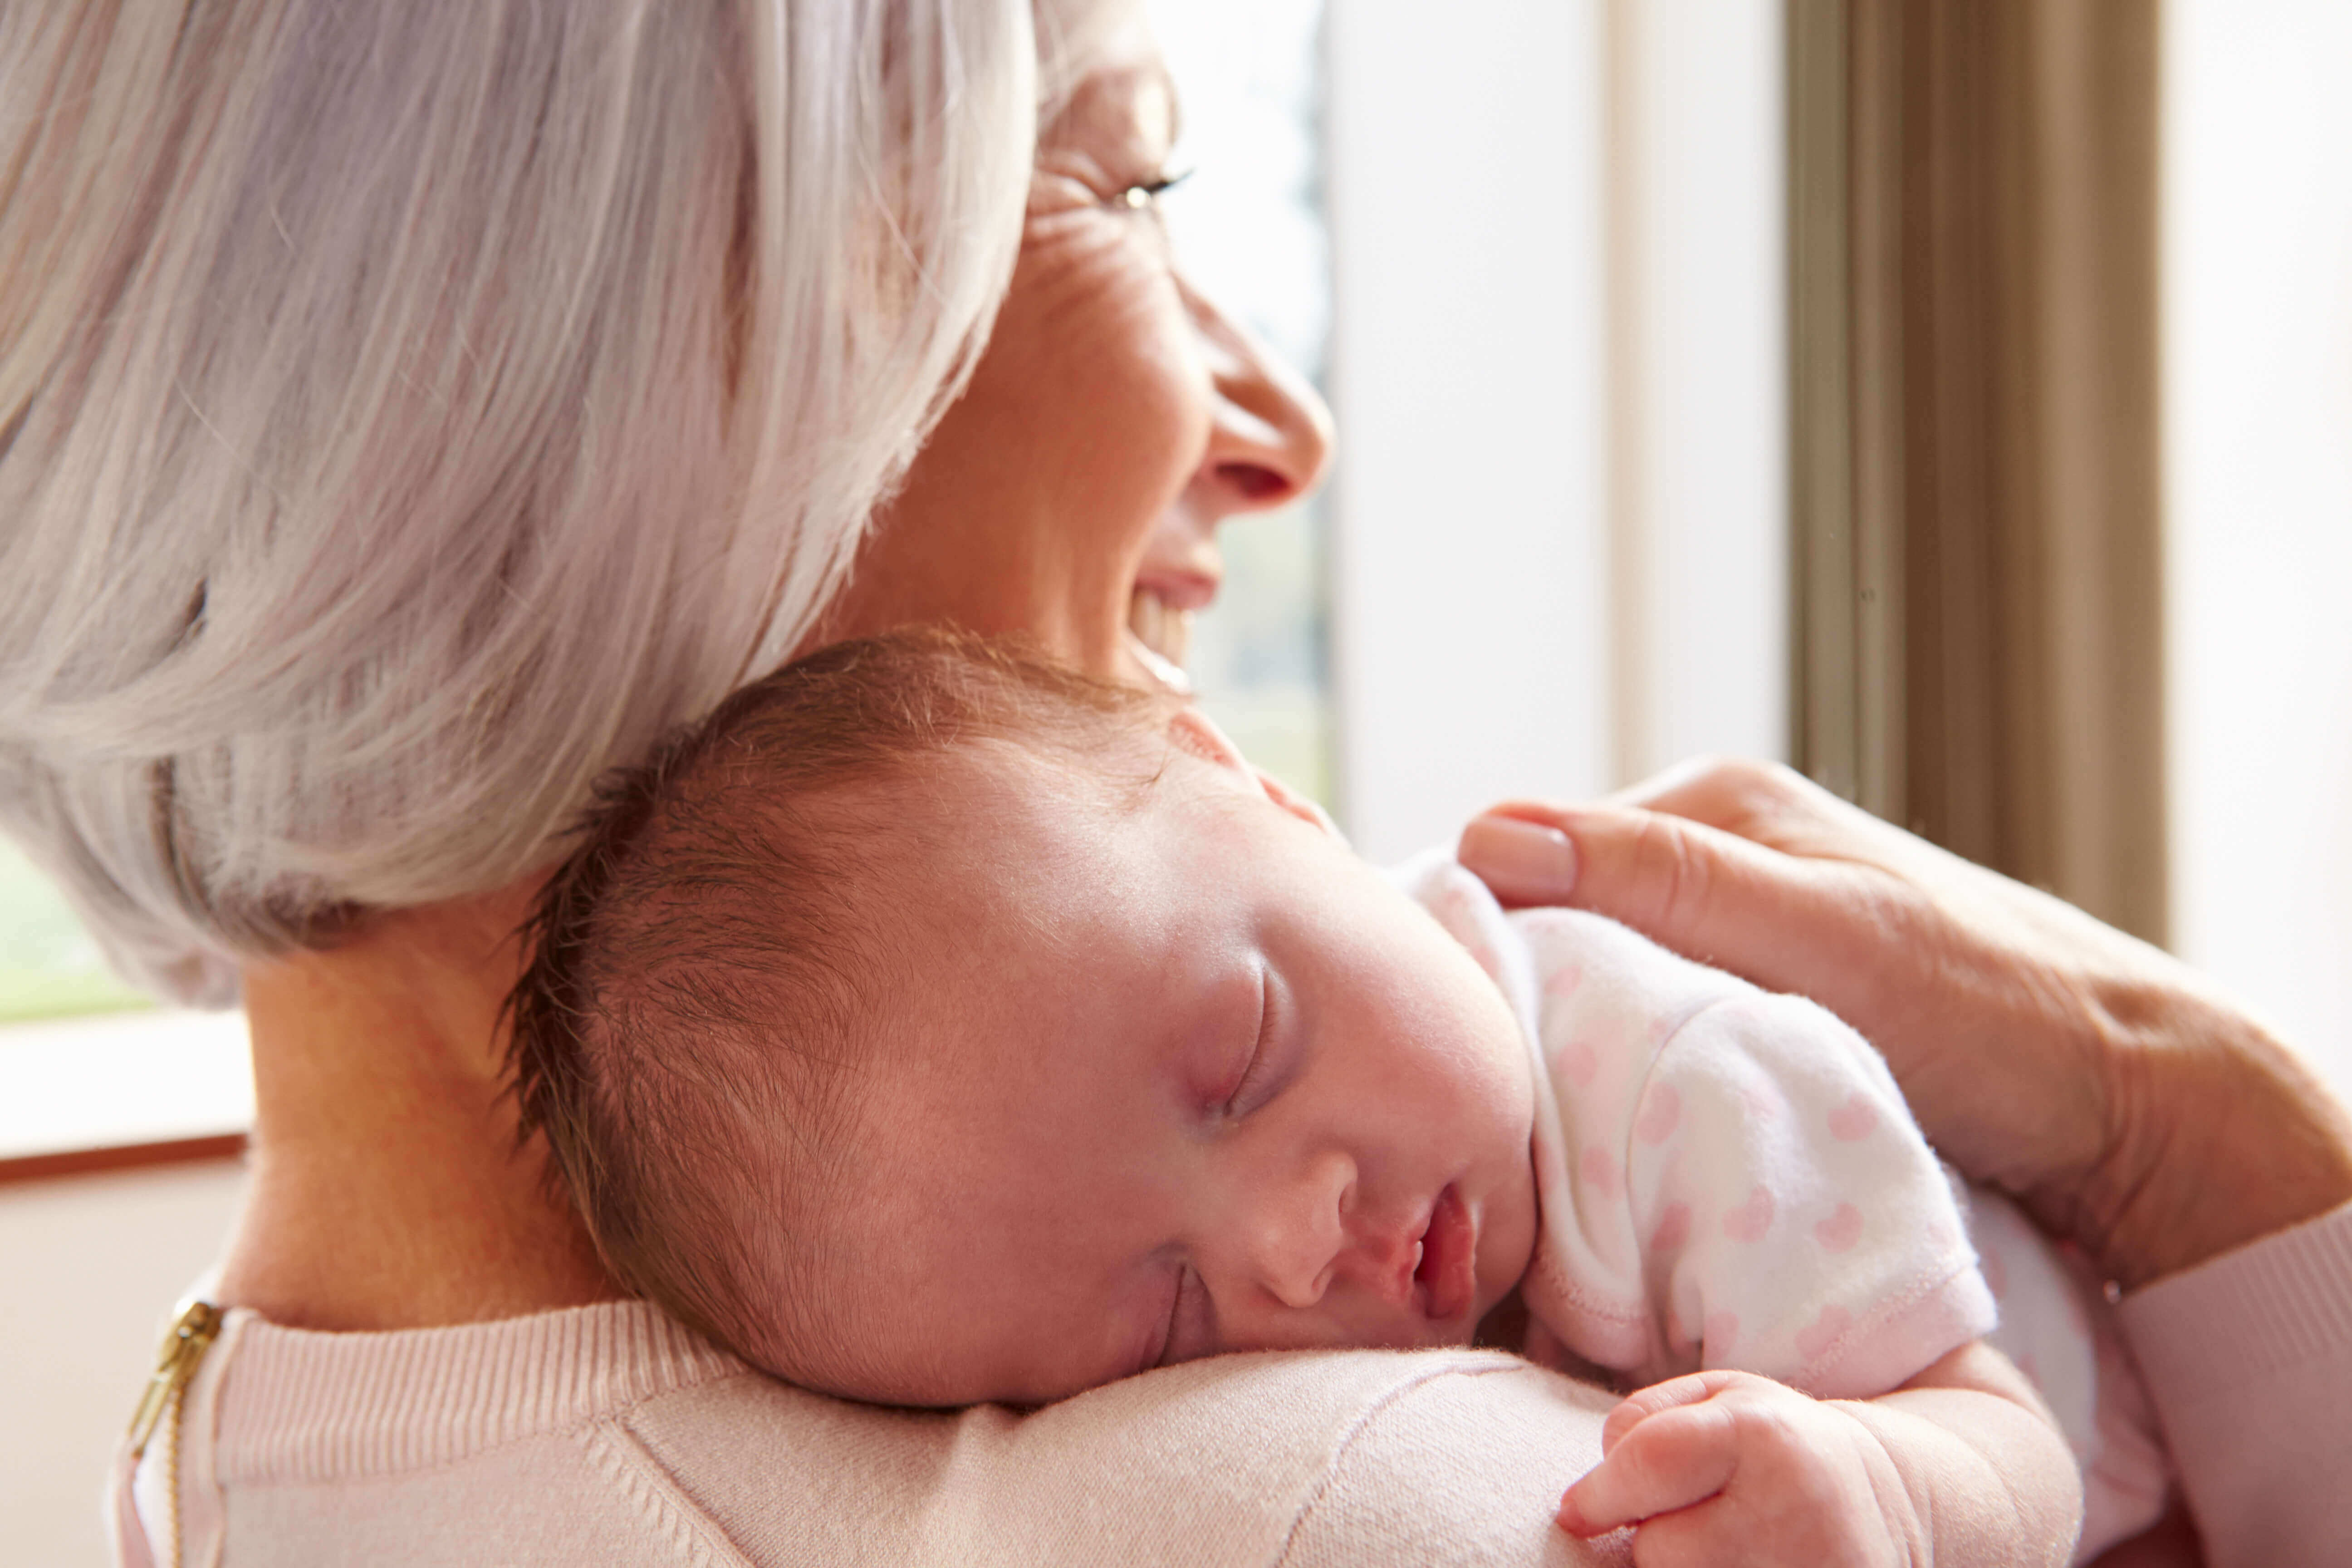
top-left (1557, 1370), bottom-right (1922, 1568)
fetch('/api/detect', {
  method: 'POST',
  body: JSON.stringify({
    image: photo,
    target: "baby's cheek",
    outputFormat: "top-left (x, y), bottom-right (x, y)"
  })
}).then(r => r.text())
top-left (1479, 1149), bottom-right (1544, 1303)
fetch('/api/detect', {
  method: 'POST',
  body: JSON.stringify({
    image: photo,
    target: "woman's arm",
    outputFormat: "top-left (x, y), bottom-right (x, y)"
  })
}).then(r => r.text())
top-left (1455, 760), bottom-right (2352, 1291)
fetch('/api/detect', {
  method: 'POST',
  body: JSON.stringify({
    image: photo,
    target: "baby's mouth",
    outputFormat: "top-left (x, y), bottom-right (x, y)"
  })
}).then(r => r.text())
top-left (1412, 1185), bottom-right (1478, 1325)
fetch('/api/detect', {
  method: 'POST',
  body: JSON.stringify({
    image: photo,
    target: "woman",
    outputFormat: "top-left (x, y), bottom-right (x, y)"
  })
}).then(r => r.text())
top-left (2, 4), bottom-right (2341, 1566)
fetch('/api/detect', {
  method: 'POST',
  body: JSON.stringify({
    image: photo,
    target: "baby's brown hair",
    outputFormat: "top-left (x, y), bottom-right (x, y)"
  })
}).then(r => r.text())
top-left (505, 627), bottom-right (1166, 1369)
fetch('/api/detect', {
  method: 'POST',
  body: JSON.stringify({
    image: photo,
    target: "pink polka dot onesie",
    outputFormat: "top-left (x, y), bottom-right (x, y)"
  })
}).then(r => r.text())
top-left (1392, 852), bottom-right (2173, 1561)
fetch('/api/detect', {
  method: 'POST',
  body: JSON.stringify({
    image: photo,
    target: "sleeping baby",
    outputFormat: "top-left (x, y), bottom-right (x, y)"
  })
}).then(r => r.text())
top-left (505, 629), bottom-right (2171, 1564)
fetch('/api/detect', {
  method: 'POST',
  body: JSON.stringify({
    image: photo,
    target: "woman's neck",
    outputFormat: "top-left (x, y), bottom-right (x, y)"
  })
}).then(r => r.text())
top-left (215, 886), bottom-right (617, 1331)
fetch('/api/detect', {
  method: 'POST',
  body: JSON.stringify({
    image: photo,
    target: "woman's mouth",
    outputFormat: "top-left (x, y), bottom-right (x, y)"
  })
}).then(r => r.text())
top-left (1127, 583), bottom-right (1198, 671)
top-left (1125, 624), bottom-right (1192, 696)
top-left (1127, 568), bottom-right (1220, 674)
top-left (1412, 1185), bottom-right (1478, 1325)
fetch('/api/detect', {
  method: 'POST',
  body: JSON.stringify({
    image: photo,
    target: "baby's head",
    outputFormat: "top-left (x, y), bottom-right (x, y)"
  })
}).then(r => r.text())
top-left (508, 629), bottom-right (1538, 1407)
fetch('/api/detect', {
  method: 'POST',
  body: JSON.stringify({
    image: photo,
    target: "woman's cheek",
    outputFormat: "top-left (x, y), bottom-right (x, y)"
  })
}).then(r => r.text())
top-left (1015, 216), bottom-right (1211, 499)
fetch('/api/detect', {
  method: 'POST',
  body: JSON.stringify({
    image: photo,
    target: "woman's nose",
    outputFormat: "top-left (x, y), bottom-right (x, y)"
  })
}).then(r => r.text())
top-left (1183, 279), bottom-right (1334, 520)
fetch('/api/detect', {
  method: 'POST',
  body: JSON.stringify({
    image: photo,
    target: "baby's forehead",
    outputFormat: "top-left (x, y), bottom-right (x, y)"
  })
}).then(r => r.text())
top-left (858, 727), bottom-right (1180, 880)
top-left (800, 715), bottom-right (1279, 1133)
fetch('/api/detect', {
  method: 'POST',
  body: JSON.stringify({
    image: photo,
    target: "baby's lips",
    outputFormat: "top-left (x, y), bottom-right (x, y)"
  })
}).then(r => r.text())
top-left (1414, 1184), bottom-right (1478, 1323)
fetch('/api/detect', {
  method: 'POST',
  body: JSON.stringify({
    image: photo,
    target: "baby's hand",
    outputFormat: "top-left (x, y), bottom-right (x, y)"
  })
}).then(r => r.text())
top-left (1557, 1370), bottom-right (1925, 1567)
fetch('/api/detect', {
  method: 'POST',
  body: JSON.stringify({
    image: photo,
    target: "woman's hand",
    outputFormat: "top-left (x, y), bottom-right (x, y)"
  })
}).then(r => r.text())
top-left (1457, 760), bottom-right (2352, 1291)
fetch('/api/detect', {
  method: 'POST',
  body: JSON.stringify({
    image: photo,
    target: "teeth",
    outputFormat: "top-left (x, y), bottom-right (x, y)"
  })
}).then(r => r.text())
top-left (1127, 630), bottom-right (1193, 697)
top-left (1128, 588), bottom-right (1196, 670)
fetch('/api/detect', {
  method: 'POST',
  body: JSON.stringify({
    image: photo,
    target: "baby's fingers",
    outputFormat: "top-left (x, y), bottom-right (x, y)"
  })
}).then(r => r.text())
top-left (1596, 1370), bottom-right (1752, 1455)
top-left (1558, 1393), bottom-right (1739, 1537)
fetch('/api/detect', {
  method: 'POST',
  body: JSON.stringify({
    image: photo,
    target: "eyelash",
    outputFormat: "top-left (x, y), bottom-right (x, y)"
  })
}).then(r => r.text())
top-left (1219, 964), bottom-right (1273, 1117)
top-left (1156, 1265), bottom-right (1201, 1369)
top-left (1113, 168), bottom-right (1192, 211)
top-left (1157, 964), bottom-right (1269, 1369)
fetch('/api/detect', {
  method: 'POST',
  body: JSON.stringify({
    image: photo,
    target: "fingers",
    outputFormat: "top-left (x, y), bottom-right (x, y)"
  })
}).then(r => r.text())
top-left (1599, 1370), bottom-right (1746, 1455)
top-left (1454, 813), bottom-right (1580, 905)
top-left (1605, 756), bottom-right (1851, 843)
top-left (1605, 754), bottom-right (1774, 814)
top-left (1494, 757), bottom-right (1923, 879)
top-left (1558, 1380), bottom-right (1744, 1538)
top-left (1460, 799), bottom-right (1862, 992)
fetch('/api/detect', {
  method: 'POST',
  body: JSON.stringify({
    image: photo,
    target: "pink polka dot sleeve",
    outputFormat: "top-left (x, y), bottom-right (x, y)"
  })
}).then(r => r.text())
top-left (1387, 853), bottom-right (1994, 1400)
top-left (1514, 907), bottom-right (1993, 1396)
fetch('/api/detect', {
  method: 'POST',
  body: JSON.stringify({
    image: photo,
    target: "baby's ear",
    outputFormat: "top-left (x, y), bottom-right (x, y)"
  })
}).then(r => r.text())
top-left (1165, 706), bottom-right (1345, 841)
top-left (1254, 766), bottom-right (1346, 841)
top-left (1164, 703), bottom-right (1252, 774)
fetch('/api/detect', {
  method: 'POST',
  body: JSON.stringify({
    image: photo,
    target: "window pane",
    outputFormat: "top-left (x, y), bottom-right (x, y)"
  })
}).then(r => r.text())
top-left (2166, 0), bottom-right (2352, 1094)
top-left (0, 840), bottom-right (147, 1024)
top-left (1147, 0), bottom-right (1333, 808)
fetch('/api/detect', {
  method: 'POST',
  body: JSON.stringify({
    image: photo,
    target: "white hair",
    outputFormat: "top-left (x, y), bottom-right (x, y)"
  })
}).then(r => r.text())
top-left (0, 0), bottom-right (1047, 1004)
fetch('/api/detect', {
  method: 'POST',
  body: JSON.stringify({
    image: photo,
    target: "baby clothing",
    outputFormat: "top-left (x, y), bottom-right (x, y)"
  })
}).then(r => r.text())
top-left (1392, 852), bottom-right (2171, 1561)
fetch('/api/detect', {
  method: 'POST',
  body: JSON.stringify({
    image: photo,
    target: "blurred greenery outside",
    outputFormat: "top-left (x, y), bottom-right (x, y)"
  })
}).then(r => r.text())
top-left (1186, 494), bottom-right (1333, 812)
top-left (0, 838), bottom-right (148, 1024)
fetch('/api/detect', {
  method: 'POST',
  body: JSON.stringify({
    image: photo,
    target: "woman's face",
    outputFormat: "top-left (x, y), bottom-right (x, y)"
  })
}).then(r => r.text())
top-left (815, 18), bottom-right (1332, 682)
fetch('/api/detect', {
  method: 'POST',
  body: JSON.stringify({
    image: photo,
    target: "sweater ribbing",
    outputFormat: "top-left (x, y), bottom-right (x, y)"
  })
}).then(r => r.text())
top-left (211, 1300), bottom-right (745, 1482)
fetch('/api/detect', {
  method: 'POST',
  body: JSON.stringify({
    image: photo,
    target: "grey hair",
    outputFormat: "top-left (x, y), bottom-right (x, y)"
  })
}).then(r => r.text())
top-left (0, 0), bottom-right (1054, 1004)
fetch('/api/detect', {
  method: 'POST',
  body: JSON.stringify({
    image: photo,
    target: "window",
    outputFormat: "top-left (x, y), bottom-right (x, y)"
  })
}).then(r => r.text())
top-left (0, 836), bottom-right (247, 1172)
top-left (1323, 0), bottom-right (1787, 862)
top-left (1147, 0), bottom-right (1335, 807)
top-left (0, 840), bottom-right (147, 1026)
top-left (2165, 0), bottom-right (2352, 1094)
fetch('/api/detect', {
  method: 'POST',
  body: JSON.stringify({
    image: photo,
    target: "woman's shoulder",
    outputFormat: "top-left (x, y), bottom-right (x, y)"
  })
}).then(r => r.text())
top-left (152, 1300), bottom-right (1627, 1566)
top-left (628, 1341), bottom-right (1620, 1565)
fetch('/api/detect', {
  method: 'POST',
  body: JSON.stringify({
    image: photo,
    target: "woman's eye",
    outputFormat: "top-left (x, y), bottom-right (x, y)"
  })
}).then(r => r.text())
top-left (1112, 169), bottom-right (1191, 211)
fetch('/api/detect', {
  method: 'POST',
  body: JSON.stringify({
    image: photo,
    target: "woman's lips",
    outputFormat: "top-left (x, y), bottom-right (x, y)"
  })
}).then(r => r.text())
top-left (1137, 568), bottom-right (1221, 613)
top-left (1412, 1185), bottom-right (1477, 1325)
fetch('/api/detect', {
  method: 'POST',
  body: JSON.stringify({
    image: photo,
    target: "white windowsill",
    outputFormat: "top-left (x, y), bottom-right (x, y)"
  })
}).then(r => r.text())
top-left (0, 1009), bottom-right (252, 1164)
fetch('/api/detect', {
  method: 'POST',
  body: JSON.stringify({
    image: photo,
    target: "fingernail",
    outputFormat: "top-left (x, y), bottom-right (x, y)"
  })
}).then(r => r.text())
top-left (1555, 1487), bottom-right (1588, 1536)
top-left (1460, 816), bottom-right (1579, 902)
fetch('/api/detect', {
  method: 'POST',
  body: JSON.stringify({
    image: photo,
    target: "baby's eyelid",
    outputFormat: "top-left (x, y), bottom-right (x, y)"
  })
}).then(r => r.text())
top-left (1220, 963), bottom-right (1272, 1116)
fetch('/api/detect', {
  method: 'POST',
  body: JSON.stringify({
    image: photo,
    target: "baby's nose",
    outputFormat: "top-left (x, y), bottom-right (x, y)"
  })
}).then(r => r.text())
top-left (1241, 1150), bottom-right (1358, 1309)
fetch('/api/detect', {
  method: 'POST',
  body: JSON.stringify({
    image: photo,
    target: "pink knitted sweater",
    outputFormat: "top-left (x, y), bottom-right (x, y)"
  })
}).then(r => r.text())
top-left (114, 1201), bottom-right (2352, 1565)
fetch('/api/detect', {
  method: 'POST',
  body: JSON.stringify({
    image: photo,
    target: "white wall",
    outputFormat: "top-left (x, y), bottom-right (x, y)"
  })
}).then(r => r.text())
top-left (1325, 0), bottom-right (1785, 863)
top-left (0, 1162), bottom-right (248, 1568)
top-left (1324, 0), bottom-right (1613, 862)
top-left (2165, 0), bottom-right (2352, 1093)
top-left (1612, 0), bottom-right (1788, 780)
